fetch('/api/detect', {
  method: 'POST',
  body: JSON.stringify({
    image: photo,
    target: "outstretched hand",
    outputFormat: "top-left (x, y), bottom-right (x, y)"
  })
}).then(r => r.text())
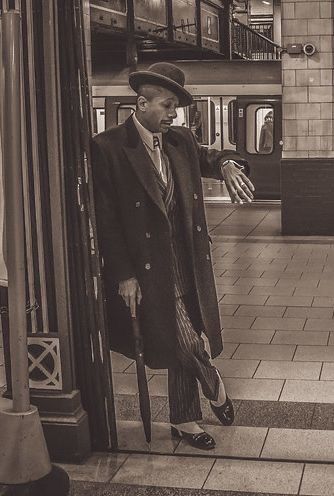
top-left (221, 160), bottom-right (255, 204)
top-left (118, 277), bottom-right (142, 318)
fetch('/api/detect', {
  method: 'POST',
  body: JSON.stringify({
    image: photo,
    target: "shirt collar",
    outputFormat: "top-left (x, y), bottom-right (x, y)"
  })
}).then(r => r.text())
top-left (133, 113), bottom-right (162, 151)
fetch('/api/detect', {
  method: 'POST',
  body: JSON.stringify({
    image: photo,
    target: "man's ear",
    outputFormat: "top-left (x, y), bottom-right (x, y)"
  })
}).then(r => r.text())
top-left (137, 96), bottom-right (147, 112)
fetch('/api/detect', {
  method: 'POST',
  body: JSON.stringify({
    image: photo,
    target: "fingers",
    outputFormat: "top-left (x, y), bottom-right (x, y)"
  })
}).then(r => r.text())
top-left (130, 295), bottom-right (136, 318)
top-left (118, 278), bottom-right (142, 318)
top-left (236, 176), bottom-right (254, 202)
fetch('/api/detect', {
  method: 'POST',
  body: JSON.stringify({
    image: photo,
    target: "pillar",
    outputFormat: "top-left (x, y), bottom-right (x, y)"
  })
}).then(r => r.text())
top-left (280, 1), bottom-right (334, 234)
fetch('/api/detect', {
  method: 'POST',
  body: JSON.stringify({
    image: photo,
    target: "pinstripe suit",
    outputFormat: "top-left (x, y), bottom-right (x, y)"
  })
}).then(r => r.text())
top-left (146, 131), bottom-right (220, 424)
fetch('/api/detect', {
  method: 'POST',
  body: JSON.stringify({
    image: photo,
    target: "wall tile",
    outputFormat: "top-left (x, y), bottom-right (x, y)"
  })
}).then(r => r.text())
top-left (308, 53), bottom-right (334, 69)
top-left (307, 19), bottom-right (333, 36)
top-left (282, 53), bottom-right (308, 70)
top-left (320, 69), bottom-right (333, 86)
top-left (295, 69), bottom-right (320, 86)
top-left (320, 2), bottom-right (332, 19)
top-left (295, 2), bottom-right (320, 19)
top-left (282, 3), bottom-right (295, 19)
top-left (320, 103), bottom-right (333, 119)
top-left (283, 69), bottom-right (296, 86)
top-left (308, 120), bottom-right (333, 136)
top-left (296, 103), bottom-right (321, 119)
top-left (282, 20), bottom-right (308, 36)
top-left (284, 120), bottom-right (308, 136)
top-left (283, 86), bottom-right (308, 103)
top-left (309, 86), bottom-right (333, 102)
top-left (296, 136), bottom-right (321, 150)
top-left (283, 103), bottom-right (297, 119)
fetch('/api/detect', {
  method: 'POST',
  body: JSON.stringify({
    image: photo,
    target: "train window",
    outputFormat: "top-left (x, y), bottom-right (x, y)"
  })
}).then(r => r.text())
top-left (117, 105), bottom-right (135, 125)
top-left (95, 109), bottom-right (105, 134)
top-left (228, 100), bottom-right (237, 145)
top-left (173, 107), bottom-right (190, 127)
top-left (189, 99), bottom-right (216, 146)
top-left (246, 104), bottom-right (274, 155)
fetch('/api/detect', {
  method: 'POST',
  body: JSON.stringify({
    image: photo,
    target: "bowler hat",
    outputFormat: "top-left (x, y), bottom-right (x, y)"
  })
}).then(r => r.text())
top-left (129, 62), bottom-right (193, 107)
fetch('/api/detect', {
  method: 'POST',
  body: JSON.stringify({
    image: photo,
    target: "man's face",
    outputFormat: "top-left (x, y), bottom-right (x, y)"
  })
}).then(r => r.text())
top-left (137, 87), bottom-right (179, 133)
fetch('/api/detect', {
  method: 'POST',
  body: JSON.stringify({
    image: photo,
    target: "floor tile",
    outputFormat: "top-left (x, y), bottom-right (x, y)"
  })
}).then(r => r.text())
top-left (223, 329), bottom-right (274, 344)
top-left (223, 377), bottom-right (284, 401)
top-left (204, 459), bottom-right (303, 494)
top-left (300, 464), bottom-right (334, 496)
top-left (284, 307), bottom-right (333, 319)
top-left (272, 331), bottom-right (329, 346)
top-left (112, 373), bottom-right (143, 395)
top-left (254, 360), bottom-right (321, 380)
top-left (60, 453), bottom-right (128, 482)
top-left (313, 297), bottom-right (334, 307)
top-left (221, 316), bottom-right (255, 329)
top-left (219, 304), bottom-right (239, 316)
top-left (320, 362), bottom-right (334, 380)
top-left (235, 305), bottom-right (286, 317)
top-left (250, 286), bottom-right (295, 296)
top-left (266, 296), bottom-right (313, 307)
top-left (262, 428), bottom-right (334, 462)
top-left (294, 345), bottom-right (334, 362)
top-left (111, 352), bottom-right (134, 373)
top-left (304, 319), bottom-right (334, 332)
top-left (116, 421), bottom-right (178, 453)
top-left (233, 343), bottom-right (296, 361)
top-left (235, 277), bottom-right (278, 287)
top-left (112, 453), bottom-right (214, 488)
top-left (252, 317), bottom-right (305, 331)
top-left (217, 284), bottom-right (253, 295)
top-left (148, 375), bottom-right (168, 396)
top-left (280, 380), bottom-right (334, 403)
top-left (114, 394), bottom-right (167, 422)
top-left (175, 425), bottom-right (267, 458)
top-left (214, 358), bottom-right (259, 378)
top-left (311, 403), bottom-right (334, 430)
top-left (220, 294), bottom-right (268, 306)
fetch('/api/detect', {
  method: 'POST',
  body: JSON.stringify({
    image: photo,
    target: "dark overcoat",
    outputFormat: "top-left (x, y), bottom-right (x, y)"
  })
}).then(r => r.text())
top-left (91, 117), bottom-right (242, 369)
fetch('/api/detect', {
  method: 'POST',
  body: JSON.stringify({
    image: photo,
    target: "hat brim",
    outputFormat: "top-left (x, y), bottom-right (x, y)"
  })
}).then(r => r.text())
top-left (129, 71), bottom-right (193, 107)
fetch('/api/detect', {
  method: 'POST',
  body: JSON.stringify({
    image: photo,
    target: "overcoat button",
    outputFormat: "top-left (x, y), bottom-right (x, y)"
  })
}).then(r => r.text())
top-left (193, 193), bottom-right (198, 200)
top-left (135, 201), bottom-right (141, 207)
top-left (196, 225), bottom-right (202, 232)
top-left (145, 232), bottom-right (151, 238)
top-left (145, 263), bottom-right (151, 270)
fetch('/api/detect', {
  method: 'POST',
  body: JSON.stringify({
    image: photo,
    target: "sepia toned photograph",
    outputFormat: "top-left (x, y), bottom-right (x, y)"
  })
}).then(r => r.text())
top-left (0, 0), bottom-right (334, 495)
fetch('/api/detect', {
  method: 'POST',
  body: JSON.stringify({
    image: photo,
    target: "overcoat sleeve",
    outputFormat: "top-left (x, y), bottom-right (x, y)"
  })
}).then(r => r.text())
top-left (186, 128), bottom-right (249, 179)
top-left (91, 139), bottom-right (135, 285)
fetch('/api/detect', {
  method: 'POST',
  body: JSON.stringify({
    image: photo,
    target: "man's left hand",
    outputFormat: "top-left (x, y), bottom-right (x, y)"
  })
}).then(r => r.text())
top-left (221, 161), bottom-right (255, 204)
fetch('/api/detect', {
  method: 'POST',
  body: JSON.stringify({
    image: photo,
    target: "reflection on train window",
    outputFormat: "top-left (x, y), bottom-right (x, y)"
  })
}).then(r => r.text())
top-left (96, 109), bottom-right (105, 134)
top-left (246, 104), bottom-right (274, 155)
top-left (117, 105), bottom-right (135, 125)
top-left (189, 99), bottom-right (215, 146)
top-left (173, 107), bottom-right (190, 127)
top-left (228, 100), bottom-right (237, 145)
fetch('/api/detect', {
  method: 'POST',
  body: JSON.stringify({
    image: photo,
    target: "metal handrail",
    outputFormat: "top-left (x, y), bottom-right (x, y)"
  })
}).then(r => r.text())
top-left (232, 18), bottom-right (281, 60)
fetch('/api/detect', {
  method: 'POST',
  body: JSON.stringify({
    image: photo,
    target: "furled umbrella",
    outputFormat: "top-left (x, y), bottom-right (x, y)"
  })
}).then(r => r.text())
top-left (132, 315), bottom-right (152, 444)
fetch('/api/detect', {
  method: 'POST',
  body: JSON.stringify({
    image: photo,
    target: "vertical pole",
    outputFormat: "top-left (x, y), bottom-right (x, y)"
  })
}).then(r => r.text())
top-left (2, 10), bottom-right (30, 413)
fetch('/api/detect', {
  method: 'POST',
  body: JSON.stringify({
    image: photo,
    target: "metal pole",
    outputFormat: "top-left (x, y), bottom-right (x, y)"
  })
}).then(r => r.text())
top-left (2, 9), bottom-right (30, 413)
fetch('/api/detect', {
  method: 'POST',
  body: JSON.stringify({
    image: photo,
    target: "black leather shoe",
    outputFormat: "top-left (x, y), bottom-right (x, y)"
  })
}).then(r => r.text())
top-left (210, 395), bottom-right (234, 426)
top-left (171, 426), bottom-right (216, 450)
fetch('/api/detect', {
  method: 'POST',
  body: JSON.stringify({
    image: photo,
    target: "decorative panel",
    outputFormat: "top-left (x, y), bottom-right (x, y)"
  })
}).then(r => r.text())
top-left (200, 1), bottom-right (220, 52)
top-left (28, 336), bottom-right (63, 390)
top-left (90, 0), bottom-right (127, 31)
top-left (172, 0), bottom-right (197, 45)
top-left (134, 0), bottom-right (168, 39)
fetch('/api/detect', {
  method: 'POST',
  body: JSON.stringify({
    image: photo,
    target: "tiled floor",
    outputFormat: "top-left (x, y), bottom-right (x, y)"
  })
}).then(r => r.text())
top-left (4, 204), bottom-right (334, 495)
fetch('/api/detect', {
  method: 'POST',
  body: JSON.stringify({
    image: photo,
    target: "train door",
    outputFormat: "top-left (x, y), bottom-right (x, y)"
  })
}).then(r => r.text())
top-left (235, 96), bottom-right (282, 200)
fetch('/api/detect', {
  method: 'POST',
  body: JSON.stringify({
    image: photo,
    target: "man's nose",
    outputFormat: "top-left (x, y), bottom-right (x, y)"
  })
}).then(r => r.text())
top-left (169, 108), bottom-right (177, 119)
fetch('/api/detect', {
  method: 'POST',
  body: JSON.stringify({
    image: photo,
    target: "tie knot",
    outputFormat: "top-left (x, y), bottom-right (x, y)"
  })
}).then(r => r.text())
top-left (153, 136), bottom-right (160, 149)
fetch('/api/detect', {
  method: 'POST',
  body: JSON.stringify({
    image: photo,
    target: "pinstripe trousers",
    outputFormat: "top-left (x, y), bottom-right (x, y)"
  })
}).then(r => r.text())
top-left (168, 296), bottom-right (220, 424)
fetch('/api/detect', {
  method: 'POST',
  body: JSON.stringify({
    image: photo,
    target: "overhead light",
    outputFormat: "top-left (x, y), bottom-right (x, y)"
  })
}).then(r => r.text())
top-left (262, 1), bottom-right (270, 4)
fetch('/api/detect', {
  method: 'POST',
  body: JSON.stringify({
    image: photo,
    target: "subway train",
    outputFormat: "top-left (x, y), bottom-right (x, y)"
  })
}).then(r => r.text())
top-left (92, 59), bottom-right (282, 200)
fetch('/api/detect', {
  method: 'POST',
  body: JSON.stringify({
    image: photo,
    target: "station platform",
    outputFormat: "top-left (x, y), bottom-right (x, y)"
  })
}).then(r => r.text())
top-left (1, 203), bottom-right (334, 495)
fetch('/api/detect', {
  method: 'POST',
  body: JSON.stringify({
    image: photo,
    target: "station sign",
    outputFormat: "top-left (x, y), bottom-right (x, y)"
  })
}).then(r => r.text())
top-left (172, 0), bottom-right (197, 45)
top-left (200, 1), bottom-right (220, 52)
top-left (90, 0), bottom-right (127, 31)
top-left (134, 0), bottom-right (168, 39)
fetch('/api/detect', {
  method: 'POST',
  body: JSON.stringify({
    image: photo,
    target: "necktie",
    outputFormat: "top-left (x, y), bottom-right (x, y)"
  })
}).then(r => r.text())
top-left (153, 136), bottom-right (167, 184)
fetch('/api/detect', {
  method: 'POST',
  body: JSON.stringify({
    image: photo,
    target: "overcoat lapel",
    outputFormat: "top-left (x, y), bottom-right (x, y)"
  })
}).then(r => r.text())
top-left (123, 117), bottom-right (167, 217)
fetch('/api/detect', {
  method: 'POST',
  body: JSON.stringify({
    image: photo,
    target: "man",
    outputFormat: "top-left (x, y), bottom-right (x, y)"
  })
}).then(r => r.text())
top-left (259, 110), bottom-right (273, 153)
top-left (92, 62), bottom-right (254, 450)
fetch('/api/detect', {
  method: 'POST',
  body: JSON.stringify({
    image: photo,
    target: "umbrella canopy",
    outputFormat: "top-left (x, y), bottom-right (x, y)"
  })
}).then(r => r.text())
top-left (132, 316), bottom-right (152, 444)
